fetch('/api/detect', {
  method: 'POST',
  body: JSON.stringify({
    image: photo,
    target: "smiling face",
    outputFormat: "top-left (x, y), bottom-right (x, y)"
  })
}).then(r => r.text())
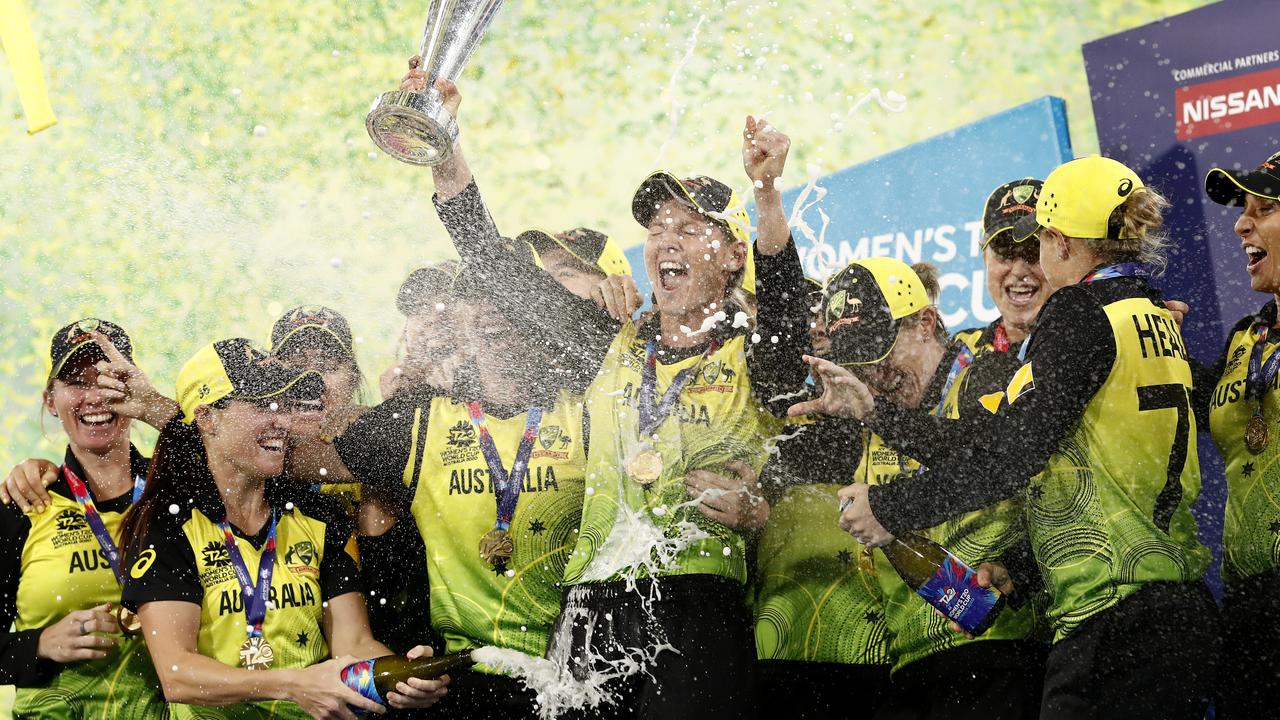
top-left (200, 400), bottom-right (294, 481)
top-left (276, 345), bottom-right (356, 441)
top-left (984, 241), bottom-right (1050, 341)
top-left (538, 246), bottom-right (606, 300)
top-left (644, 199), bottom-right (744, 321)
top-left (45, 356), bottom-right (132, 455)
top-left (1237, 193), bottom-right (1280, 295)
top-left (852, 308), bottom-right (944, 410)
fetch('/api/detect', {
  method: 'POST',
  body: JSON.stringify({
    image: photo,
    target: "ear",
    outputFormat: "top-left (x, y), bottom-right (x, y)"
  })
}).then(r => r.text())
top-left (917, 306), bottom-right (940, 340)
top-left (42, 389), bottom-right (57, 417)
top-left (193, 405), bottom-right (215, 435)
top-left (723, 238), bottom-right (746, 275)
top-left (1053, 230), bottom-right (1072, 263)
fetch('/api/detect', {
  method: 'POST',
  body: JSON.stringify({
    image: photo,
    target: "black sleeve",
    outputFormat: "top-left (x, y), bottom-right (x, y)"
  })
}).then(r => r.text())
top-left (432, 181), bottom-right (620, 387)
top-left (869, 350), bottom-right (1025, 470)
top-left (867, 285), bottom-right (1117, 534)
top-left (120, 513), bottom-right (203, 610)
top-left (747, 238), bottom-right (814, 416)
top-left (319, 520), bottom-right (364, 602)
top-left (995, 530), bottom-right (1042, 610)
top-left (0, 508), bottom-right (57, 686)
top-left (760, 418), bottom-right (863, 505)
top-left (336, 390), bottom-right (441, 496)
top-left (358, 515), bottom-right (420, 607)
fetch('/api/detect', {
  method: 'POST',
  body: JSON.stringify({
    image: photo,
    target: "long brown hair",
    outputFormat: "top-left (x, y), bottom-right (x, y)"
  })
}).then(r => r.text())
top-left (118, 414), bottom-right (219, 557)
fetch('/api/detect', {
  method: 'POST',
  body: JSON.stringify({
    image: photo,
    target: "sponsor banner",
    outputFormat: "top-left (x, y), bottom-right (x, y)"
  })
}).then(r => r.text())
top-left (625, 97), bottom-right (1072, 331)
top-left (1177, 65), bottom-right (1280, 140)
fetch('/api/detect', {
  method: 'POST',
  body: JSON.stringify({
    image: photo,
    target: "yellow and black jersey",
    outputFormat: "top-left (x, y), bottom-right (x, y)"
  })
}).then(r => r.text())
top-left (850, 339), bottom-right (1042, 672)
top-left (752, 418), bottom-right (889, 666)
top-left (337, 385), bottom-right (586, 666)
top-left (0, 445), bottom-right (163, 718)
top-left (870, 276), bottom-right (1209, 643)
top-left (120, 475), bottom-right (359, 718)
top-left (1203, 300), bottom-right (1280, 584)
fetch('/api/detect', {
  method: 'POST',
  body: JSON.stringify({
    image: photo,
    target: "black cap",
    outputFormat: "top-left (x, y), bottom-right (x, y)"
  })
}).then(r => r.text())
top-left (177, 338), bottom-right (325, 422)
top-left (822, 258), bottom-right (931, 366)
top-left (396, 262), bottom-right (460, 316)
top-left (517, 227), bottom-right (626, 276)
top-left (982, 178), bottom-right (1043, 248)
top-left (48, 318), bottom-right (133, 383)
top-left (1206, 151), bottom-right (1280, 207)
top-left (270, 306), bottom-right (353, 357)
top-left (630, 172), bottom-right (751, 245)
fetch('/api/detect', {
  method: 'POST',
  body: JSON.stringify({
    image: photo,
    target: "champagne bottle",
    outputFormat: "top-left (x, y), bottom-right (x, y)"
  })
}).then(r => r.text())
top-left (881, 533), bottom-right (1004, 636)
top-left (341, 650), bottom-right (474, 706)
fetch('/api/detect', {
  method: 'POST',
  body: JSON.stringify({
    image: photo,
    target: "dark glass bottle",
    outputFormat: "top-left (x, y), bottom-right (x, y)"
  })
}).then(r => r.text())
top-left (881, 533), bottom-right (1004, 636)
top-left (342, 650), bottom-right (474, 706)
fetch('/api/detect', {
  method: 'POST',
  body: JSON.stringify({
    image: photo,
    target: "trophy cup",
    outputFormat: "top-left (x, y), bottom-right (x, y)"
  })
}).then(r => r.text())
top-left (366, 0), bottom-right (504, 166)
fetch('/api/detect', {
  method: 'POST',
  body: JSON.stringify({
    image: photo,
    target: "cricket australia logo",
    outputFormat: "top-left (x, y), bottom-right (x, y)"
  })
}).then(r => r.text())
top-left (284, 541), bottom-right (315, 566)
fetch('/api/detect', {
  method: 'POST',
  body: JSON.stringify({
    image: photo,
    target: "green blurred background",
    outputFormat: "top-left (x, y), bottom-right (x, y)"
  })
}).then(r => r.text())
top-left (0, 0), bottom-right (1208, 708)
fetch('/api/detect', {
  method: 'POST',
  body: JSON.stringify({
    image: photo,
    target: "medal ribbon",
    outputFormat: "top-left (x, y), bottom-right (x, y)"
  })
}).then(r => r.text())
top-left (467, 403), bottom-right (543, 530)
top-left (638, 339), bottom-right (719, 439)
top-left (1246, 323), bottom-right (1280, 404)
top-left (62, 466), bottom-right (128, 584)
top-left (218, 512), bottom-right (278, 640)
top-left (1081, 262), bottom-right (1143, 283)
top-left (933, 345), bottom-right (975, 418)
top-left (993, 323), bottom-right (1010, 353)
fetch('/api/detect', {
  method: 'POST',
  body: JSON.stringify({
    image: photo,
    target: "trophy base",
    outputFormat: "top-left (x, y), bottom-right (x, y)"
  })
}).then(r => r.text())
top-left (365, 90), bottom-right (458, 166)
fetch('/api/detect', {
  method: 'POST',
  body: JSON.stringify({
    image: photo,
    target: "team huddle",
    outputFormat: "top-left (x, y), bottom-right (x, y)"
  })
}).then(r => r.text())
top-left (3, 63), bottom-right (1280, 720)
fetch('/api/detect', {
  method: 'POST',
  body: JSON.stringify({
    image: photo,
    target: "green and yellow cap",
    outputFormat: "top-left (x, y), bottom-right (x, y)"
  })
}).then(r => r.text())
top-left (823, 257), bottom-right (930, 365)
top-left (46, 318), bottom-right (133, 383)
top-left (176, 338), bottom-right (324, 423)
top-left (630, 171), bottom-right (756, 292)
top-left (1205, 150), bottom-right (1280, 207)
top-left (1026, 156), bottom-right (1144, 240)
top-left (519, 227), bottom-right (633, 277)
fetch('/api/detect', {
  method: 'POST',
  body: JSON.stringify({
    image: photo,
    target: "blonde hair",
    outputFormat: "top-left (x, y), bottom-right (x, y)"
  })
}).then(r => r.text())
top-left (899, 262), bottom-right (949, 343)
top-left (1077, 187), bottom-right (1171, 276)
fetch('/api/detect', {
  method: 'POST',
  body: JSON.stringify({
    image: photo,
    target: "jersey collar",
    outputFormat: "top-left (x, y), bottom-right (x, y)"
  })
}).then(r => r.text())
top-left (52, 444), bottom-right (149, 513)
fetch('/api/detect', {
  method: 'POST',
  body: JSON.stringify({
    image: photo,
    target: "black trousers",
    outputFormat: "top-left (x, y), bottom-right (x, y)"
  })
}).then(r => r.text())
top-left (873, 640), bottom-right (1047, 720)
top-left (758, 660), bottom-right (891, 720)
top-left (551, 574), bottom-right (757, 720)
top-left (1217, 568), bottom-right (1280, 719)
top-left (1040, 581), bottom-right (1220, 720)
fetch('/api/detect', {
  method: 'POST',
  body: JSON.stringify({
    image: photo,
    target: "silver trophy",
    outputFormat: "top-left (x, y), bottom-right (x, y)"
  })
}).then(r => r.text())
top-left (366, 0), bottom-right (503, 166)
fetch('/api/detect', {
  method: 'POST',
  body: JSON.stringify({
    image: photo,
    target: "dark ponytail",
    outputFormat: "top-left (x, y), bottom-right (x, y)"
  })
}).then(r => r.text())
top-left (118, 416), bottom-right (218, 557)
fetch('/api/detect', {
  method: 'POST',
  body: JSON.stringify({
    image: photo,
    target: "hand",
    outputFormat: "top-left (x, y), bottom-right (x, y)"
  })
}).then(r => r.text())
top-left (91, 331), bottom-right (177, 428)
top-left (743, 115), bottom-right (790, 189)
top-left (836, 483), bottom-right (894, 547)
top-left (787, 355), bottom-right (875, 420)
top-left (287, 656), bottom-right (385, 720)
top-left (687, 461), bottom-right (770, 531)
top-left (318, 404), bottom-right (368, 444)
top-left (37, 604), bottom-right (120, 663)
top-left (947, 562), bottom-right (1014, 639)
top-left (385, 645), bottom-right (449, 710)
top-left (590, 275), bottom-right (642, 322)
top-left (1164, 299), bottom-right (1188, 329)
top-left (1, 458), bottom-right (57, 512)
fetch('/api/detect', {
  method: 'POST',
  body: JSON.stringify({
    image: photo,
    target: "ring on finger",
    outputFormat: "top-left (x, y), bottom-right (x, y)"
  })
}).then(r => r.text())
top-left (79, 619), bottom-right (88, 635)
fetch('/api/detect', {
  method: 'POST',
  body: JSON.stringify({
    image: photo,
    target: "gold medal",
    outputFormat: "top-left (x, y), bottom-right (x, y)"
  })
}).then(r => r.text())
top-left (627, 448), bottom-right (663, 486)
top-left (479, 528), bottom-right (514, 567)
top-left (239, 636), bottom-right (274, 670)
top-left (1246, 413), bottom-right (1270, 455)
top-left (115, 606), bottom-right (142, 636)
